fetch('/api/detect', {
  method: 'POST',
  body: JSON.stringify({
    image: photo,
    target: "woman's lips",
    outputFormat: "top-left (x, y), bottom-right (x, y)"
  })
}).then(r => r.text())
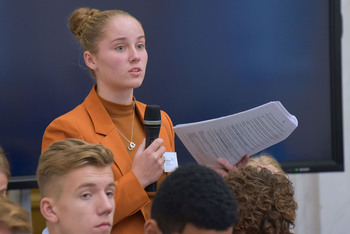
top-left (129, 67), bottom-right (142, 75)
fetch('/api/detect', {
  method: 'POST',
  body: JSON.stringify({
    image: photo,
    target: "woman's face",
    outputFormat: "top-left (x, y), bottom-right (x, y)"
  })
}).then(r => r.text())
top-left (86, 15), bottom-right (148, 97)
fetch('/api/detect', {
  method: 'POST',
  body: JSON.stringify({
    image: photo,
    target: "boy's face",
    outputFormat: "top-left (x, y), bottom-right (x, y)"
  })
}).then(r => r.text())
top-left (50, 165), bottom-right (115, 234)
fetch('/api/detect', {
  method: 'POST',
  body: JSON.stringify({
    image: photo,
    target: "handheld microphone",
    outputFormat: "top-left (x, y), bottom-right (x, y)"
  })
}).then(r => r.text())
top-left (144, 105), bottom-right (162, 192)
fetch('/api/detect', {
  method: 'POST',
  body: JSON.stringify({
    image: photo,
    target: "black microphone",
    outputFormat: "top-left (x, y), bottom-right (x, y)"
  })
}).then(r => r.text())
top-left (144, 105), bottom-right (162, 192)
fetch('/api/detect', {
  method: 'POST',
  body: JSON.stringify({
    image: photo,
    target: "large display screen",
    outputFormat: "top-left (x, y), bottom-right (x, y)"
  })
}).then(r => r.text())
top-left (0, 0), bottom-right (343, 188)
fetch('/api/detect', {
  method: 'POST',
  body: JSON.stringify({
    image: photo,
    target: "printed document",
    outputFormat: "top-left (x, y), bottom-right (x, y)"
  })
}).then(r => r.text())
top-left (173, 101), bottom-right (298, 166)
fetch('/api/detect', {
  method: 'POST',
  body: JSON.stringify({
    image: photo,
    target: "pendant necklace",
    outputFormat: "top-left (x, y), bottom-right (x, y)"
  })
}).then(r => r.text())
top-left (115, 102), bottom-right (136, 151)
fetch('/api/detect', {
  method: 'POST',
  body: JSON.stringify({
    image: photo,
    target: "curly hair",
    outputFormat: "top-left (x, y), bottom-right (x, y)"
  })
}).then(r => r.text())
top-left (151, 163), bottom-right (238, 234)
top-left (247, 153), bottom-right (284, 174)
top-left (225, 166), bottom-right (297, 234)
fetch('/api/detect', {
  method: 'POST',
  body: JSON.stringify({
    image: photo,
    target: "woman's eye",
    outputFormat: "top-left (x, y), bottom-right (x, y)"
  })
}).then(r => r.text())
top-left (116, 45), bottom-right (125, 51)
top-left (137, 44), bottom-right (145, 50)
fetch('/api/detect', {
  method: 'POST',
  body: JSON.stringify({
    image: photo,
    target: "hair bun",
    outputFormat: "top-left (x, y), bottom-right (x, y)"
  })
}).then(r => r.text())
top-left (69, 8), bottom-right (99, 40)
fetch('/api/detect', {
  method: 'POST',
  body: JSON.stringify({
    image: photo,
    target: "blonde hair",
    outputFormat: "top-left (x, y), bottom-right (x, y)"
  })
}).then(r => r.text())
top-left (36, 138), bottom-right (114, 197)
top-left (69, 7), bottom-right (140, 77)
top-left (0, 197), bottom-right (32, 233)
top-left (0, 147), bottom-right (10, 179)
top-left (247, 153), bottom-right (285, 174)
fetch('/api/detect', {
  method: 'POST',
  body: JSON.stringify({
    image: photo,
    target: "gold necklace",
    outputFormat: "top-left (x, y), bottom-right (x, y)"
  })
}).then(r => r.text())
top-left (115, 102), bottom-right (136, 151)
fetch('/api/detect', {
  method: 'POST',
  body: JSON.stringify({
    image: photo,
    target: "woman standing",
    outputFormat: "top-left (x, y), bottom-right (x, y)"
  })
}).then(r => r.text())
top-left (42, 8), bottom-right (173, 233)
top-left (41, 7), bottom-right (247, 233)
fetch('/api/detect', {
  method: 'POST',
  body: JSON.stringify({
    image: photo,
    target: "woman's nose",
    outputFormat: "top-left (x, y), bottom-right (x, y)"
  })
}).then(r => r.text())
top-left (129, 47), bottom-right (141, 62)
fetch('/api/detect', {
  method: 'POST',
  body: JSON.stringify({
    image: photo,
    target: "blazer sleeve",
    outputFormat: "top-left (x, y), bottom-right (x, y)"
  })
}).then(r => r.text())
top-left (161, 110), bottom-right (176, 152)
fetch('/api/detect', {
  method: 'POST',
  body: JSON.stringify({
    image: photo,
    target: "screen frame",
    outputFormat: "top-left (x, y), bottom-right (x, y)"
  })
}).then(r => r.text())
top-left (280, 0), bottom-right (343, 173)
top-left (4, 0), bottom-right (344, 190)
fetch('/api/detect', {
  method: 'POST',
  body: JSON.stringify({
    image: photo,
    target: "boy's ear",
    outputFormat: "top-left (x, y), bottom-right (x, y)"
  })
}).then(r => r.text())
top-left (40, 197), bottom-right (59, 223)
top-left (84, 51), bottom-right (97, 70)
top-left (144, 219), bottom-right (163, 234)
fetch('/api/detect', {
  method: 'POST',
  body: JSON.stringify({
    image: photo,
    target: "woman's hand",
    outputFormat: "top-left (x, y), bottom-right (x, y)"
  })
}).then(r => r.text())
top-left (208, 154), bottom-right (249, 178)
top-left (132, 138), bottom-right (166, 188)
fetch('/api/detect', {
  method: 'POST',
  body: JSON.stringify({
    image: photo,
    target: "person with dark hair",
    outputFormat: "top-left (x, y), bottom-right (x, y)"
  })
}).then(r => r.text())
top-left (144, 164), bottom-right (238, 234)
top-left (41, 7), bottom-right (247, 233)
top-left (0, 146), bottom-right (10, 197)
top-left (0, 196), bottom-right (32, 234)
top-left (37, 138), bottom-right (116, 234)
top-left (225, 165), bottom-right (297, 234)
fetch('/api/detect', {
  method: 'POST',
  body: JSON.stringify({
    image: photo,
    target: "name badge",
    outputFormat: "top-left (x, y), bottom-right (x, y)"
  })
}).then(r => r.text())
top-left (163, 152), bottom-right (178, 172)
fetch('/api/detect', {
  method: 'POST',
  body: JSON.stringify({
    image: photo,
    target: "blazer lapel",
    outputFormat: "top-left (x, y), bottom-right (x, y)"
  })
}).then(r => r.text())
top-left (83, 86), bottom-right (133, 175)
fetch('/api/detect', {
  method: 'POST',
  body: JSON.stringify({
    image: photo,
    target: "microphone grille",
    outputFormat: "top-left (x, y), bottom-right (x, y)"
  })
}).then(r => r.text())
top-left (144, 105), bottom-right (161, 121)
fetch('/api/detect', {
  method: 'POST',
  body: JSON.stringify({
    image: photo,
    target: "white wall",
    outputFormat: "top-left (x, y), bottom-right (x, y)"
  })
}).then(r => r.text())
top-left (289, 1), bottom-right (350, 233)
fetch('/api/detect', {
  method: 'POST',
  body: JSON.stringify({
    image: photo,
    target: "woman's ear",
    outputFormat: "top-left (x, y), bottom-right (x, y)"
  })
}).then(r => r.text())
top-left (84, 51), bottom-right (97, 70)
top-left (40, 197), bottom-right (58, 223)
top-left (144, 219), bottom-right (162, 234)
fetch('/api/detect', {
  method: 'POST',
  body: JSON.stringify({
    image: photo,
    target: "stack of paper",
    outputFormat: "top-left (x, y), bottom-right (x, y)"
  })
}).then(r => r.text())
top-left (173, 101), bottom-right (298, 165)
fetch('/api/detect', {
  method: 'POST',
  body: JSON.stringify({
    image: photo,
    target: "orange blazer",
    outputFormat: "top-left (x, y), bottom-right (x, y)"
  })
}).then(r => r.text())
top-left (41, 85), bottom-right (175, 234)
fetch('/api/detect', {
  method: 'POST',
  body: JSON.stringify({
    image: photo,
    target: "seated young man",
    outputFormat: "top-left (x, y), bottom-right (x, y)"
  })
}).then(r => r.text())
top-left (144, 163), bottom-right (238, 234)
top-left (36, 138), bottom-right (116, 234)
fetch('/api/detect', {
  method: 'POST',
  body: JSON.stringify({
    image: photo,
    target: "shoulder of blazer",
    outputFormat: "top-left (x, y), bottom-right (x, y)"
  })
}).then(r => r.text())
top-left (81, 86), bottom-right (116, 135)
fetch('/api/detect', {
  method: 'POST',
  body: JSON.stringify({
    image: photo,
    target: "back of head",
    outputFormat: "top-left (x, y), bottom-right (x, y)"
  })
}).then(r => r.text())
top-left (36, 138), bottom-right (114, 197)
top-left (0, 146), bottom-right (10, 179)
top-left (151, 163), bottom-right (238, 234)
top-left (0, 197), bottom-right (32, 233)
top-left (247, 153), bottom-right (284, 174)
top-left (225, 166), bottom-right (297, 234)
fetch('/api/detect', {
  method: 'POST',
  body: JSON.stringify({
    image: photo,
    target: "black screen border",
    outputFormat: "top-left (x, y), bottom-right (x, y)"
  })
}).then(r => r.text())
top-left (281, 0), bottom-right (343, 173)
top-left (6, 0), bottom-right (344, 189)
